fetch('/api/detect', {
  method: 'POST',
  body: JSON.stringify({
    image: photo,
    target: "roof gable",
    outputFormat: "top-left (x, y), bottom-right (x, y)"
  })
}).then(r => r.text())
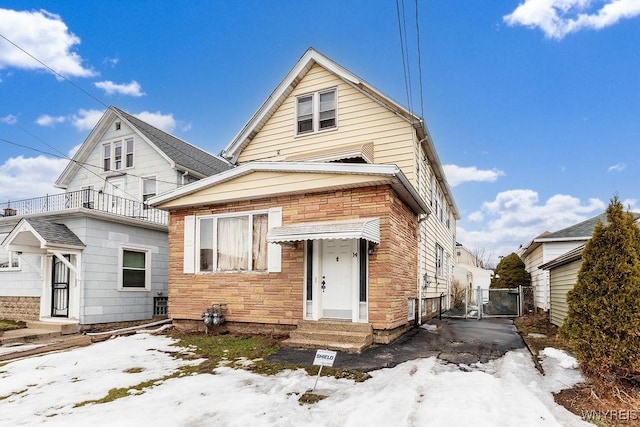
top-left (221, 48), bottom-right (423, 164)
top-left (56, 106), bottom-right (230, 188)
top-left (3, 218), bottom-right (85, 252)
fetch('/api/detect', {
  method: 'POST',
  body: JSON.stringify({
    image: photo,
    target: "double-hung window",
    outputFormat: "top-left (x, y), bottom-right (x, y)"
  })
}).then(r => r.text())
top-left (198, 212), bottom-right (269, 272)
top-left (142, 176), bottom-right (157, 210)
top-left (120, 247), bottom-right (150, 290)
top-left (125, 138), bottom-right (134, 168)
top-left (296, 88), bottom-right (337, 135)
top-left (103, 144), bottom-right (111, 171)
top-left (103, 139), bottom-right (134, 171)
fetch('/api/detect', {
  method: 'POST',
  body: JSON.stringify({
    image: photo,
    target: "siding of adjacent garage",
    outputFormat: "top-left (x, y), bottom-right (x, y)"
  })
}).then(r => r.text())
top-left (549, 259), bottom-right (582, 327)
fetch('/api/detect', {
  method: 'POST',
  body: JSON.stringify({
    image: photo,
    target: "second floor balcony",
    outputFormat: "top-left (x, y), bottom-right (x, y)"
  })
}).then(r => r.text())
top-left (0, 189), bottom-right (168, 226)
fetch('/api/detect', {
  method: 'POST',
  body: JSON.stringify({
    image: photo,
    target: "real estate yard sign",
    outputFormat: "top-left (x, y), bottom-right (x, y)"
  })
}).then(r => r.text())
top-left (312, 349), bottom-right (337, 391)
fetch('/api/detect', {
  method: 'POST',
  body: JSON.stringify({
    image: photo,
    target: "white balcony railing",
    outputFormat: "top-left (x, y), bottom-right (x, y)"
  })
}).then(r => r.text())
top-left (0, 189), bottom-right (168, 226)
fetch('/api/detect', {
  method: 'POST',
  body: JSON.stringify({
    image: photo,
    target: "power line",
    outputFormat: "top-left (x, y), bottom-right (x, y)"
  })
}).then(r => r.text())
top-left (396, 0), bottom-right (414, 116)
top-left (415, 0), bottom-right (425, 120)
top-left (0, 33), bottom-right (225, 177)
top-left (0, 32), bottom-right (108, 109)
top-left (0, 136), bottom-right (180, 196)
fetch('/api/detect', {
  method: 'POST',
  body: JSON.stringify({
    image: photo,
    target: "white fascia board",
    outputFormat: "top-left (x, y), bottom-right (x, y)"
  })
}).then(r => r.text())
top-left (150, 162), bottom-right (407, 207)
top-left (534, 236), bottom-right (591, 243)
top-left (55, 107), bottom-right (112, 189)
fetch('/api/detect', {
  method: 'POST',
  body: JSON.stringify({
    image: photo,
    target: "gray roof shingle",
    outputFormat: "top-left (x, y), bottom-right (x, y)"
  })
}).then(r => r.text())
top-left (112, 107), bottom-right (231, 177)
top-left (26, 219), bottom-right (85, 247)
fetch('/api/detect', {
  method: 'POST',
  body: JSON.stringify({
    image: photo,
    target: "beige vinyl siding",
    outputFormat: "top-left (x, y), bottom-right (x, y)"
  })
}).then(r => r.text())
top-left (549, 259), bottom-right (582, 327)
top-left (417, 144), bottom-right (456, 300)
top-left (238, 64), bottom-right (418, 185)
top-left (157, 171), bottom-right (393, 209)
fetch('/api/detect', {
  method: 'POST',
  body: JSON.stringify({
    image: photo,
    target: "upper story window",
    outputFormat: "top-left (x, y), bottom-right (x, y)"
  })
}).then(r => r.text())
top-left (142, 176), bottom-right (157, 210)
top-left (296, 88), bottom-right (337, 135)
top-left (103, 138), bottom-right (134, 172)
top-left (198, 211), bottom-right (268, 273)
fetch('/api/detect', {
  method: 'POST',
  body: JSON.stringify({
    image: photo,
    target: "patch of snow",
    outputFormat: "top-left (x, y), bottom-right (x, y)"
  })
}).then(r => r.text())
top-left (527, 332), bottom-right (547, 338)
top-left (0, 333), bottom-right (591, 426)
top-left (420, 324), bottom-right (438, 332)
top-left (0, 343), bottom-right (45, 356)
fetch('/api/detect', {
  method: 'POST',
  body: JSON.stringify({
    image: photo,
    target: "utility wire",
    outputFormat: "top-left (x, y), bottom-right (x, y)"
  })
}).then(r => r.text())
top-left (415, 0), bottom-right (425, 120)
top-left (396, 0), bottom-right (414, 117)
top-left (0, 33), bottom-right (224, 177)
top-left (0, 32), bottom-right (108, 109)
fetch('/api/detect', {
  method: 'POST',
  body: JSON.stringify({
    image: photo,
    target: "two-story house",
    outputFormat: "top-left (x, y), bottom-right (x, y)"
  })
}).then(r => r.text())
top-left (0, 106), bottom-right (230, 331)
top-left (150, 48), bottom-right (458, 351)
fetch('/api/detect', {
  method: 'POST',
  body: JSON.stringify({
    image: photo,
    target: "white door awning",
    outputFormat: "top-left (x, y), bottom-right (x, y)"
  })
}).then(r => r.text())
top-left (267, 217), bottom-right (380, 244)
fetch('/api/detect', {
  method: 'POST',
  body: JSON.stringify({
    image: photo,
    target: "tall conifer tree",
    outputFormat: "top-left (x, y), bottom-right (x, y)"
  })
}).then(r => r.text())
top-left (561, 195), bottom-right (640, 382)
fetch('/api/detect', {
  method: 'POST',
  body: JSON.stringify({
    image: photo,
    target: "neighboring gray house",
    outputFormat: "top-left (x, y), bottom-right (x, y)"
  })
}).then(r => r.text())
top-left (518, 214), bottom-right (607, 312)
top-left (0, 106), bottom-right (230, 330)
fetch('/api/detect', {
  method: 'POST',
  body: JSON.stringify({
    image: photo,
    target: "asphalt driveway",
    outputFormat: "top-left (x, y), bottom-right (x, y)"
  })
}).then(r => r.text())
top-left (267, 318), bottom-right (525, 372)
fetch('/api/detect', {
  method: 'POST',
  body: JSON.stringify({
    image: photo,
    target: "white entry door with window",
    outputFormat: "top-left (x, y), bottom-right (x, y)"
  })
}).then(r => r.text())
top-left (321, 239), bottom-right (356, 319)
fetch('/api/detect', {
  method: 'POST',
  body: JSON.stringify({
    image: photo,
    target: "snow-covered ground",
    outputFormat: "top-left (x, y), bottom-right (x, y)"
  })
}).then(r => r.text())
top-left (0, 333), bottom-right (590, 426)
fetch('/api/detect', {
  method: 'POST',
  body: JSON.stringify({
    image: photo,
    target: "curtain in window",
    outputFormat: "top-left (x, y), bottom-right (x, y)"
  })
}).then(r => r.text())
top-left (252, 214), bottom-right (268, 270)
top-left (218, 216), bottom-right (249, 271)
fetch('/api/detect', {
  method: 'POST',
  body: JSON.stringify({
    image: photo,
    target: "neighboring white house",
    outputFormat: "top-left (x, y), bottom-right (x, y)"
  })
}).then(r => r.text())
top-left (518, 213), bottom-right (607, 312)
top-left (453, 243), bottom-right (493, 302)
top-left (0, 106), bottom-right (230, 330)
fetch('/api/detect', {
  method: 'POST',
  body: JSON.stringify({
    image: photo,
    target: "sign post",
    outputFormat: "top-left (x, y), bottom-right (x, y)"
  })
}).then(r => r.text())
top-left (311, 349), bottom-right (337, 391)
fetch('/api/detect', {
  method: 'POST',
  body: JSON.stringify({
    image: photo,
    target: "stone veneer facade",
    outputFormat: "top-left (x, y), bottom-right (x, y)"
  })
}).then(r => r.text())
top-left (167, 185), bottom-right (418, 340)
top-left (0, 296), bottom-right (40, 321)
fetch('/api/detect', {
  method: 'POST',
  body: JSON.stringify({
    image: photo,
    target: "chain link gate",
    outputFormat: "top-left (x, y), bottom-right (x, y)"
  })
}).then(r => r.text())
top-left (446, 285), bottom-right (525, 319)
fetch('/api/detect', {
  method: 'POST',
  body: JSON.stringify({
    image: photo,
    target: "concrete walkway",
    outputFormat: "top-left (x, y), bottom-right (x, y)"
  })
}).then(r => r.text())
top-left (267, 318), bottom-right (525, 372)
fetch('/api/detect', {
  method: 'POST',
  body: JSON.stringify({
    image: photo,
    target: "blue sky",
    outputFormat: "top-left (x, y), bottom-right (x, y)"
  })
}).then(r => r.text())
top-left (1, 0), bottom-right (639, 263)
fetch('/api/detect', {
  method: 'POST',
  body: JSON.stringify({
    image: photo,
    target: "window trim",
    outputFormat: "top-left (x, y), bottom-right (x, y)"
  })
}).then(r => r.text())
top-left (0, 249), bottom-right (20, 271)
top-left (103, 139), bottom-right (134, 172)
top-left (118, 246), bottom-right (151, 291)
top-left (196, 210), bottom-right (270, 273)
top-left (295, 87), bottom-right (338, 136)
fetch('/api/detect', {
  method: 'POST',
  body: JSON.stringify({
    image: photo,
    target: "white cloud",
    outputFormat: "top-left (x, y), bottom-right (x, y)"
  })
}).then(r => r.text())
top-left (94, 80), bottom-right (145, 97)
top-left (0, 155), bottom-right (67, 201)
top-left (71, 109), bottom-right (105, 132)
top-left (607, 162), bottom-right (626, 172)
top-left (442, 164), bottom-right (505, 187)
top-left (103, 57), bottom-right (119, 67)
top-left (457, 189), bottom-right (606, 263)
top-left (0, 8), bottom-right (95, 77)
top-left (134, 111), bottom-right (177, 132)
top-left (504, 0), bottom-right (640, 39)
top-left (0, 114), bottom-right (17, 124)
top-left (36, 114), bottom-right (67, 127)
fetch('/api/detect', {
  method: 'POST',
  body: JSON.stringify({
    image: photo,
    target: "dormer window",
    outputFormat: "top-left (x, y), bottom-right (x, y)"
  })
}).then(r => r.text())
top-left (296, 88), bottom-right (337, 135)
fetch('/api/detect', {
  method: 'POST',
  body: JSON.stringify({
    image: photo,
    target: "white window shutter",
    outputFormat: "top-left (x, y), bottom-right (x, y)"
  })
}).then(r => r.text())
top-left (183, 215), bottom-right (196, 273)
top-left (267, 207), bottom-right (282, 272)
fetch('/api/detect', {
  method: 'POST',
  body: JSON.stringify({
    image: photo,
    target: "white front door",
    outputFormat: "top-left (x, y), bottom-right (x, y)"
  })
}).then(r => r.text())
top-left (107, 178), bottom-right (125, 212)
top-left (321, 239), bottom-right (355, 319)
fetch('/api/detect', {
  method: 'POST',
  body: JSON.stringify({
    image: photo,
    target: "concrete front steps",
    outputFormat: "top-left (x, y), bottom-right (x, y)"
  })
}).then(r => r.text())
top-left (283, 320), bottom-right (373, 353)
top-left (0, 320), bottom-right (79, 346)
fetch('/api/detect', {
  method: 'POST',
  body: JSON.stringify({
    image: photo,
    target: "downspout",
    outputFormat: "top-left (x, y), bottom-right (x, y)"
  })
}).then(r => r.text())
top-left (417, 213), bottom-right (429, 326)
